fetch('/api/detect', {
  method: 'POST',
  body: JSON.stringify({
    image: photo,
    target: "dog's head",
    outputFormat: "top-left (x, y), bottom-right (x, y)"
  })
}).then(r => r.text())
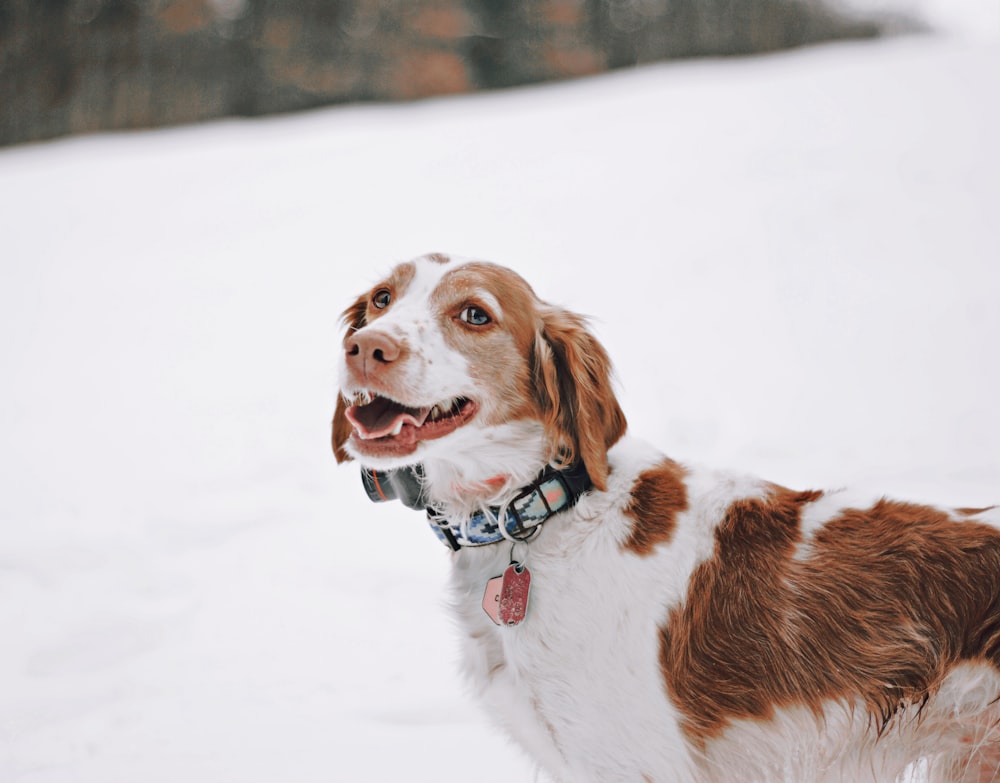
top-left (332, 254), bottom-right (626, 503)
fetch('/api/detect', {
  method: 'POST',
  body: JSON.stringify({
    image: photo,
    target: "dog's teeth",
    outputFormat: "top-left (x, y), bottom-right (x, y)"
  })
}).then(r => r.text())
top-left (391, 420), bottom-right (404, 436)
top-left (425, 398), bottom-right (463, 422)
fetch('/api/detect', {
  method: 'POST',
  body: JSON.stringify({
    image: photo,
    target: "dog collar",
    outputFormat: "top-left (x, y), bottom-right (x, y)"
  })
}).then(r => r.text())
top-left (358, 461), bottom-right (593, 551)
top-left (426, 462), bottom-right (592, 551)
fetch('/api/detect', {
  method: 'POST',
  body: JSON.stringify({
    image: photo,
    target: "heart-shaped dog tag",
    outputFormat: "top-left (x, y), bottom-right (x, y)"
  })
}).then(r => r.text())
top-left (498, 563), bottom-right (531, 626)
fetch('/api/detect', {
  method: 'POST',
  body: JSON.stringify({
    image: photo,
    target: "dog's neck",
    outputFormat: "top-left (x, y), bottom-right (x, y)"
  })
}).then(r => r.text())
top-left (420, 419), bottom-right (551, 523)
top-left (407, 420), bottom-right (597, 551)
top-left (421, 459), bottom-right (594, 551)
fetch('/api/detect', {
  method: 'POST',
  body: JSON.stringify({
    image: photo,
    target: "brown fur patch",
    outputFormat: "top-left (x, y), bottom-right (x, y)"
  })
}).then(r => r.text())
top-left (958, 506), bottom-right (997, 516)
top-left (432, 262), bottom-right (543, 428)
top-left (424, 252), bottom-right (451, 264)
top-left (432, 262), bottom-right (627, 489)
top-left (331, 394), bottom-right (355, 463)
top-left (361, 262), bottom-right (416, 325)
top-left (433, 262), bottom-right (542, 351)
top-left (660, 489), bottom-right (1000, 745)
top-left (622, 459), bottom-right (688, 555)
top-left (530, 307), bottom-right (626, 491)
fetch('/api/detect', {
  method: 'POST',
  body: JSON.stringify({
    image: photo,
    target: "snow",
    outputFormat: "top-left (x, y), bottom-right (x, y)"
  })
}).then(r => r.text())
top-left (2, 29), bottom-right (999, 783)
top-left (841, 0), bottom-right (1000, 41)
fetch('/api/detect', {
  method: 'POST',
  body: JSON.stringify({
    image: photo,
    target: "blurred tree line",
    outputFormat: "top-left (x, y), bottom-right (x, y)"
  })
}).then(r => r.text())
top-left (0, 0), bottom-right (887, 147)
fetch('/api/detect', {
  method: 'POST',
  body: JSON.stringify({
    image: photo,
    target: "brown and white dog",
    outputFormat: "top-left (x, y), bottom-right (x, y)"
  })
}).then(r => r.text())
top-left (332, 253), bottom-right (1000, 783)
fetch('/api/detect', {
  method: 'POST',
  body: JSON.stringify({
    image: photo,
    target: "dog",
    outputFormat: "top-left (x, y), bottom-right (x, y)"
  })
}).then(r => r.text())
top-left (332, 253), bottom-right (1000, 783)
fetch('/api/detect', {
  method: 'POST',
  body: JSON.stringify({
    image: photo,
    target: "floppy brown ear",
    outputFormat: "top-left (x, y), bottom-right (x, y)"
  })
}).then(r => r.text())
top-left (531, 308), bottom-right (627, 491)
top-left (331, 294), bottom-right (369, 463)
top-left (332, 395), bottom-right (354, 464)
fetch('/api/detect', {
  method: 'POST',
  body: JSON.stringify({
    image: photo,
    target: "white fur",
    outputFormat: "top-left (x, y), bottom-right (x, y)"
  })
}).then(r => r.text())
top-left (701, 664), bottom-right (1000, 783)
top-left (339, 258), bottom-right (476, 470)
top-left (446, 453), bottom-right (1000, 783)
top-left (338, 255), bottom-right (1000, 783)
top-left (450, 439), bottom-right (777, 783)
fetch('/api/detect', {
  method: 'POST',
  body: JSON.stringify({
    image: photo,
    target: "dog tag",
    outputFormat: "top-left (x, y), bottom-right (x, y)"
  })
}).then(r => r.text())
top-left (482, 576), bottom-right (503, 625)
top-left (498, 563), bottom-right (531, 626)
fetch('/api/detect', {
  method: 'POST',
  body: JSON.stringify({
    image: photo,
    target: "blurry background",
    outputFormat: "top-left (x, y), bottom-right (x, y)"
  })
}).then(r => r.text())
top-left (2, 2), bottom-right (998, 782)
top-left (0, 0), bottom-right (923, 147)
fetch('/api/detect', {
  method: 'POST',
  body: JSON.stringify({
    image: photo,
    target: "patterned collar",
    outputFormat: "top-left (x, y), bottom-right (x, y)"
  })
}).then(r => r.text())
top-left (426, 462), bottom-right (593, 551)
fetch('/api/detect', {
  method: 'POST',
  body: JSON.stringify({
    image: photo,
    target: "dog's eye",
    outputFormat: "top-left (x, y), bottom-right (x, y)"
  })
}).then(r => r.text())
top-left (372, 289), bottom-right (391, 309)
top-left (459, 306), bottom-right (491, 327)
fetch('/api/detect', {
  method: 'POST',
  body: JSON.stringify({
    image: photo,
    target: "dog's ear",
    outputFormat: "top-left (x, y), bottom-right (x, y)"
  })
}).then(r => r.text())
top-left (331, 294), bottom-right (369, 463)
top-left (332, 395), bottom-right (354, 464)
top-left (532, 308), bottom-right (627, 491)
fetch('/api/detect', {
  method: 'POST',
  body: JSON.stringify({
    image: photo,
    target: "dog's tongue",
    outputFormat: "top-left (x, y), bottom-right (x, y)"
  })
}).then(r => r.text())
top-left (346, 396), bottom-right (431, 440)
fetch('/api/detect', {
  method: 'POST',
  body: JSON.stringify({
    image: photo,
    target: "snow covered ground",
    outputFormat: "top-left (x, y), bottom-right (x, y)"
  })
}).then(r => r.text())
top-left (2, 25), bottom-right (998, 783)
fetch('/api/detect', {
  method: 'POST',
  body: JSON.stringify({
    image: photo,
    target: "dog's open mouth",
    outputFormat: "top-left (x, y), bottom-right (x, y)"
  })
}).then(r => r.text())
top-left (344, 394), bottom-right (477, 457)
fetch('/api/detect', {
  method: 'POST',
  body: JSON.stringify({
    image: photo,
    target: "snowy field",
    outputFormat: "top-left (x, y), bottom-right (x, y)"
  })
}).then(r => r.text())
top-left (2, 23), bottom-right (999, 783)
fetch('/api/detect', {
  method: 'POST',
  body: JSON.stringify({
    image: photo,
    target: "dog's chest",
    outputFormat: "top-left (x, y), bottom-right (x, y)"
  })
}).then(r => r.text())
top-left (450, 510), bottom-right (694, 782)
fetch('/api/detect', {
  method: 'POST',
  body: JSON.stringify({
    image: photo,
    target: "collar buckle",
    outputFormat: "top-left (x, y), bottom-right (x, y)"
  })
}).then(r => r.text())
top-left (426, 462), bottom-right (592, 549)
top-left (358, 461), bottom-right (593, 550)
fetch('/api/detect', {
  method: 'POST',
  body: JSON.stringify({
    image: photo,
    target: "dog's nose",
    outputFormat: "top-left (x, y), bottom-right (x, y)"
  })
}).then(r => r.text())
top-left (345, 330), bottom-right (402, 373)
